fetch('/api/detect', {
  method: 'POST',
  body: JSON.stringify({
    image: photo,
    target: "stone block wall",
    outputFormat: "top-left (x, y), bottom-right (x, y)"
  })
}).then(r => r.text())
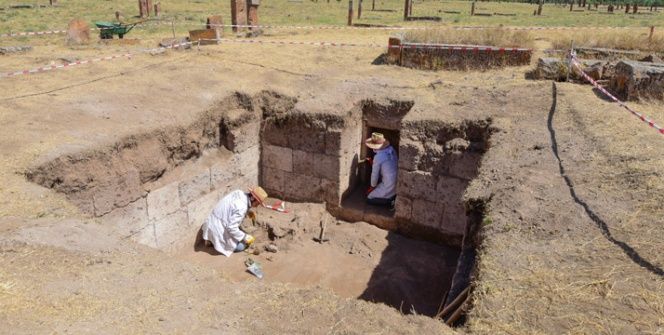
top-left (394, 120), bottom-right (491, 246)
top-left (101, 145), bottom-right (259, 251)
top-left (261, 113), bottom-right (358, 206)
top-left (610, 60), bottom-right (664, 101)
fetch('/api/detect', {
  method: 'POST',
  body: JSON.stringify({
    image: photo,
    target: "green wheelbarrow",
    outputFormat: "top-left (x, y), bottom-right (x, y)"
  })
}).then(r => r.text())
top-left (94, 21), bottom-right (140, 39)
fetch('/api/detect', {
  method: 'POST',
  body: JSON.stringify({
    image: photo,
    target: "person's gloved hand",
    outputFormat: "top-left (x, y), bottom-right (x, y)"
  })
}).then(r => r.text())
top-left (366, 186), bottom-right (375, 196)
top-left (245, 234), bottom-right (255, 246)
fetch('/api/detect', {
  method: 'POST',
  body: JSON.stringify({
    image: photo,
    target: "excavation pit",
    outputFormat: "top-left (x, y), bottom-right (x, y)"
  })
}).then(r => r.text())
top-left (25, 91), bottom-right (492, 321)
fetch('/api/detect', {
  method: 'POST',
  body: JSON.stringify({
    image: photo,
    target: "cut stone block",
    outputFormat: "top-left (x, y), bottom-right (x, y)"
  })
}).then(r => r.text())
top-left (154, 210), bottom-right (190, 250)
top-left (101, 197), bottom-right (149, 237)
top-left (289, 128), bottom-right (326, 153)
top-left (284, 173), bottom-right (321, 201)
top-left (320, 178), bottom-right (339, 205)
top-left (397, 170), bottom-right (438, 202)
top-left (324, 131), bottom-right (343, 156)
top-left (313, 153), bottom-right (339, 181)
top-left (262, 144), bottom-right (293, 172)
top-left (178, 169), bottom-right (211, 206)
top-left (447, 151), bottom-right (481, 180)
top-left (187, 190), bottom-right (220, 228)
top-left (262, 123), bottom-right (289, 147)
top-left (436, 177), bottom-right (467, 208)
top-left (211, 160), bottom-right (237, 191)
top-left (293, 149), bottom-right (315, 176)
top-left (93, 169), bottom-right (143, 216)
top-left (233, 145), bottom-right (259, 177)
top-left (442, 203), bottom-right (466, 235)
top-left (261, 166), bottom-right (289, 195)
top-left (131, 223), bottom-right (157, 248)
top-left (147, 181), bottom-right (181, 221)
top-left (411, 199), bottom-right (444, 229)
top-left (399, 139), bottom-right (423, 171)
top-left (394, 196), bottom-right (413, 221)
top-left (66, 19), bottom-right (90, 45)
top-left (225, 122), bottom-right (260, 153)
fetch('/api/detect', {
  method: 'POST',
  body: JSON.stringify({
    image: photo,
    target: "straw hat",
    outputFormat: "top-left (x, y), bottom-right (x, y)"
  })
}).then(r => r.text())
top-left (365, 132), bottom-right (390, 150)
top-left (249, 186), bottom-right (268, 205)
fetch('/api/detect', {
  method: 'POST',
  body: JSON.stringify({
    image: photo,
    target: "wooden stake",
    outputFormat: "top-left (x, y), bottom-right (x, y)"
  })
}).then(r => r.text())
top-left (358, 0), bottom-right (362, 19)
top-left (348, 0), bottom-right (353, 25)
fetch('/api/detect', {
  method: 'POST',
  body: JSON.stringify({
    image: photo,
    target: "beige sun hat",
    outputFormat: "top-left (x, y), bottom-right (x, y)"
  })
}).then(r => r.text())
top-left (249, 186), bottom-right (268, 205)
top-left (365, 132), bottom-right (390, 150)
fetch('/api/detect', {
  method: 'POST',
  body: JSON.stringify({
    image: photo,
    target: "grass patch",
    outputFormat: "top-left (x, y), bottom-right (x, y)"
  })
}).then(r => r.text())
top-left (550, 30), bottom-right (664, 52)
top-left (403, 28), bottom-right (535, 49)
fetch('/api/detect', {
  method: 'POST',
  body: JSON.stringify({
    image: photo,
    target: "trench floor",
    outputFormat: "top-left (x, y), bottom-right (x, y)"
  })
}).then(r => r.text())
top-left (174, 202), bottom-right (460, 316)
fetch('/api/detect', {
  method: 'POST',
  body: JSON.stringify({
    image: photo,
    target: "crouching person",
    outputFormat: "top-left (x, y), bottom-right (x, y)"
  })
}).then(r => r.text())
top-left (200, 186), bottom-right (268, 257)
top-left (364, 132), bottom-right (398, 210)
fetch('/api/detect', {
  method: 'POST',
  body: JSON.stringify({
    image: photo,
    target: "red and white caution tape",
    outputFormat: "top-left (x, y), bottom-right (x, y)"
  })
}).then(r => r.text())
top-left (263, 200), bottom-right (289, 213)
top-left (0, 53), bottom-right (132, 78)
top-left (0, 40), bottom-right (193, 78)
top-left (211, 38), bottom-right (381, 48)
top-left (390, 43), bottom-right (531, 52)
top-left (570, 55), bottom-right (664, 136)
top-left (0, 29), bottom-right (68, 38)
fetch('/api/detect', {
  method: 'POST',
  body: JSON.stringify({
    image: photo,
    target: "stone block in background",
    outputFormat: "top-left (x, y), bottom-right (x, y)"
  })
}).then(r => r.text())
top-left (262, 123), bottom-right (289, 147)
top-left (284, 173), bottom-right (321, 201)
top-left (101, 197), bottom-right (149, 237)
top-left (66, 19), bottom-right (90, 45)
top-left (394, 196), bottom-right (413, 221)
top-left (261, 166), bottom-right (288, 195)
top-left (211, 160), bottom-right (237, 191)
top-left (132, 223), bottom-right (157, 248)
top-left (233, 145), bottom-right (259, 177)
top-left (320, 178), bottom-right (339, 205)
top-left (224, 122), bottom-right (260, 153)
top-left (324, 131), bottom-right (343, 156)
top-left (411, 199), bottom-right (444, 229)
top-left (178, 169), bottom-right (211, 205)
top-left (153, 210), bottom-right (190, 250)
top-left (189, 29), bottom-right (220, 45)
top-left (262, 145), bottom-right (293, 172)
top-left (92, 169), bottom-right (143, 216)
top-left (445, 152), bottom-right (482, 180)
top-left (288, 128), bottom-right (326, 153)
top-left (610, 60), bottom-right (664, 101)
top-left (398, 139), bottom-right (423, 171)
top-left (436, 177), bottom-right (467, 208)
top-left (147, 181), bottom-right (181, 221)
top-left (293, 149), bottom-right (315, 176)
top-left (442, 203), bottom-right (467, 235)
top-left (187, 190), bottom-right (221, 228)
top-left (313, 153), bottom-right (339, 181)
top-left (397, 170), bottom-right (437, 202)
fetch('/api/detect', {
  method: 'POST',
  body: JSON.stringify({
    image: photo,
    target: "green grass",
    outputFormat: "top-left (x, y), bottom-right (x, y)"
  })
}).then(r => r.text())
top-left (0, 0), bottom-right (663, 35)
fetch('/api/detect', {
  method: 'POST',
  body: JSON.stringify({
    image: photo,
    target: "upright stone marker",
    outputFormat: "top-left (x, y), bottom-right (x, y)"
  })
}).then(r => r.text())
top-left (66, 19), bottom-right (90, 45)
top-left (230, 0), bottom-right (247, 32)
top-left (154, 2), bottom-right (161, 16)
top-left (248, 0), bottom-right (260, 28)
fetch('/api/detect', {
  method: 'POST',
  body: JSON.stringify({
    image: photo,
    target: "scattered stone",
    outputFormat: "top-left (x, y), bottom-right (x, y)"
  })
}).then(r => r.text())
top-left (639, 54), bottom-right (663, 63)
top-left (265, 244), bottom-right (278, 253)
top-left (9, 4), bottom-right (33, 9)
top-left (149, 48), bottom-right (167, 56)
top-left (159, 38), bottom-right (191, 49)
top-left (0, 45), bottom-right (32, 55)
top-left (66, 19), bottom-right (91, 45)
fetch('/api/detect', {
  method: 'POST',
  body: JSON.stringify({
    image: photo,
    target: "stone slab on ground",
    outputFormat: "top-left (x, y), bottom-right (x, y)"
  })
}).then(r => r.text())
top-left (610, 60), bottom-right (664, 100)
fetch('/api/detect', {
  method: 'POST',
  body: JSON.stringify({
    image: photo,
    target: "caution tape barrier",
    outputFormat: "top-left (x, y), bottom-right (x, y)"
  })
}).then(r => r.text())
top-left (570, 55), bottom-right (664, 136)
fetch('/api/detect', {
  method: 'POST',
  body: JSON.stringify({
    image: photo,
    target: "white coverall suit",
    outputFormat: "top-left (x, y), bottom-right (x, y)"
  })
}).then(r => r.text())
top-left (201, 190), bottom-right (250, 257)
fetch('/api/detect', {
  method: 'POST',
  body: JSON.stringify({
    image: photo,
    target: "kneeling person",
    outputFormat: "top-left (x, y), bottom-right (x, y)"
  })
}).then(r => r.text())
top-left (200, 186), bottom-right (268, 257)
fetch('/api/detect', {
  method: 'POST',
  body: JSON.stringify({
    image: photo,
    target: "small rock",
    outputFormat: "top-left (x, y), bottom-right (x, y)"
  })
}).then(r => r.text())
top-left (639, 54), bottom-right (663, 63)
top-left (265, 244), bottom-right (278, 253)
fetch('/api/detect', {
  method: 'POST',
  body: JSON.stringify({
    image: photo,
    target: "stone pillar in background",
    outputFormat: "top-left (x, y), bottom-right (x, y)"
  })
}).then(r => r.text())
top-left (387, 37), bottom-right (402, 65)
top-left (231, 0), bottom-right (247, 32)
top-left (138, 0), bottom-right (149, 18)
top-left (247, 0), bottom-right (260, 28)
top-left (49, 0), bottom-right (58, 6)
top-left (66, 19), bottom-right (90, 45)
top-left (154, 2), bottom-right (161, 16)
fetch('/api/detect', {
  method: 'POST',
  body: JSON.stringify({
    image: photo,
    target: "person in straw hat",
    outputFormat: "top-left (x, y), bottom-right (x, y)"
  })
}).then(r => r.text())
top-left (365, 132), bottom-right (398, 209)
top-left (199, 186), bottom-right (268, 256)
